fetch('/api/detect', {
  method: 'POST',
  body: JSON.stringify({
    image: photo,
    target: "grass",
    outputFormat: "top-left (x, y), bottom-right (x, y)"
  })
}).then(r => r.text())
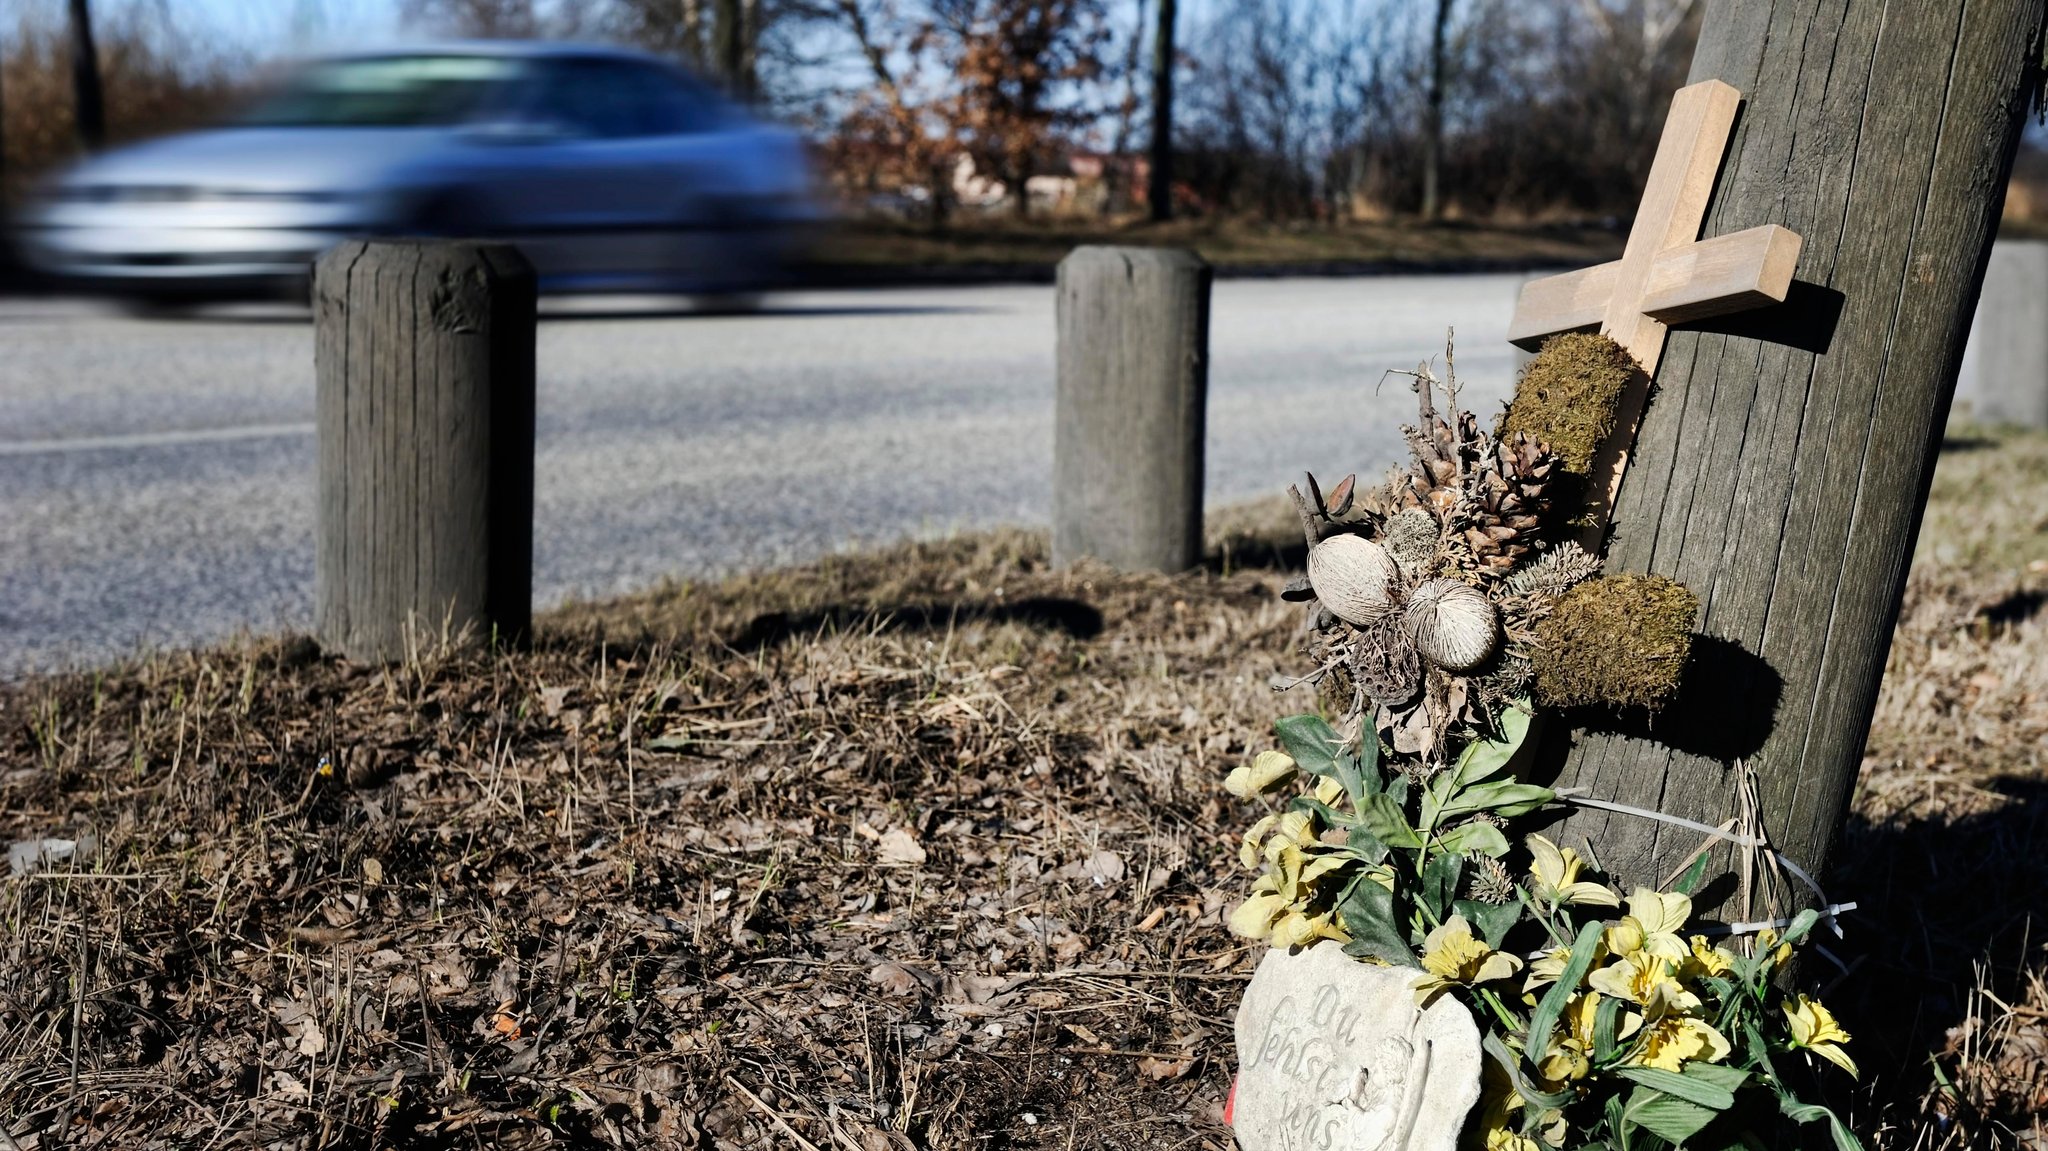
top-left (811, 214), bottom-right (1627, 275)
top-left (1, 431), bottom-right (2046, 1149)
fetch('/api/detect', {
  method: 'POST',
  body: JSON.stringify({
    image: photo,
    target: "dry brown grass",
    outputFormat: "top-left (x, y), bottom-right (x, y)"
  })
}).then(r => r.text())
top-left (814, 215), bottom-right (1625, 274)
top-left (1, 432), bottom-right (2045, 1149)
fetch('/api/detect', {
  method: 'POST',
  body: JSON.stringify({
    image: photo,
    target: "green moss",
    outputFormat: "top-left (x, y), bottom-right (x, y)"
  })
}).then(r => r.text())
top-left (1501, 332), bottom-right (1638, 475)
top-left (1532, 573), bottom-right (1698, 711)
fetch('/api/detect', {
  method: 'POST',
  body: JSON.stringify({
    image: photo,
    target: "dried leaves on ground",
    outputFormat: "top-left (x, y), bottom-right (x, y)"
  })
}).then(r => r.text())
top-left (3, 431), bottom-right (2048, 1149)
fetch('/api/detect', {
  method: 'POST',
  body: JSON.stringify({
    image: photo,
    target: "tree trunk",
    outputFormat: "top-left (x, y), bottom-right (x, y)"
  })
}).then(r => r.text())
top-left (1545, 0), bottom-right (2047, 905)
top-left (714, 0), bottom-right (745, 96)
top-left (67, 0), bottom-right (105, 151)
top-left (1147, 0), bottom-right (1177, 223)
top-left (1420, 0), bottom-right (1451, 222)
top-left (681, 0), bottom-right (705, 65)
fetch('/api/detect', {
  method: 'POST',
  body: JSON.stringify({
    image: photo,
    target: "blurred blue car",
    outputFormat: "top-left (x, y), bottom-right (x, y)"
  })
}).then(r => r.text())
top-left (19, 42), bottom-right (820, 306)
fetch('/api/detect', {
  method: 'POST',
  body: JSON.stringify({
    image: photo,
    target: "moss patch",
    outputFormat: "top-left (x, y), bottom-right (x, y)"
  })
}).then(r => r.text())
top-left (1501, 332), bottom-right (1638, 475)
top-left (1533, 572), bottom-right (1698, 710)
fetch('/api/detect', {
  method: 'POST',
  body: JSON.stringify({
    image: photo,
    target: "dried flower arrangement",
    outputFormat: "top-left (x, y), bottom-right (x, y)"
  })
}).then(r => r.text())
top-left (1228, 335), bottom-right (1860, 1150)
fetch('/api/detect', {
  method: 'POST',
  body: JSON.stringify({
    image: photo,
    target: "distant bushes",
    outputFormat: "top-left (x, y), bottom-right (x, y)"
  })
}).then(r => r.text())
top-left (1, 8), bottom-right (242, 201)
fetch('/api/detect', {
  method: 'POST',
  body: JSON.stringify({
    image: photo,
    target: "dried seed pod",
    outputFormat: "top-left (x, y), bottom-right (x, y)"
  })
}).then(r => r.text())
top-left (1307, 534), bottom-right (1400, 625)
top-left (1352, 611), bottom-right (1423, 704)
top-left (1404, 578), bottom-right (1499, 671)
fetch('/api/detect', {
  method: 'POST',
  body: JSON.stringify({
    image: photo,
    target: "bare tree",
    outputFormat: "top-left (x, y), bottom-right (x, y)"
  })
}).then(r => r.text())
top-left (68, 0), bottom-right (104, 150)
top-left (1419, 0), bottom-right (1451, 221)
top-left (1146, 0), bottom-right (1174, 221)
top-left (398, 0), bottom-right (544, 36)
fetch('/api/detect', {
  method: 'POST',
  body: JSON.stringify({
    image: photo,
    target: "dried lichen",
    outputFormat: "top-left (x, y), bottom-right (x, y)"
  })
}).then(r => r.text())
top-left (1532, 572), bottom-right (1698, 710)
top-left (1501, 332), bottom-right (1638, 476)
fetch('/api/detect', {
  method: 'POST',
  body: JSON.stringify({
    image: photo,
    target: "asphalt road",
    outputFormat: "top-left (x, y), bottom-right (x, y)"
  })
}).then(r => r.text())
top-left (0, 276), bottom-right (1523, 676)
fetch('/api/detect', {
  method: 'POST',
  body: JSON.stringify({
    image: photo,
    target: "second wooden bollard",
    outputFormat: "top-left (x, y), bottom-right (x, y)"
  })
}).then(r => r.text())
top-left (1052, 246), bottom-right (1212, 572)
top-left (1960, 240), bottom-right (2048, 428)
top-left (313, 239), bottom-right (537, 663)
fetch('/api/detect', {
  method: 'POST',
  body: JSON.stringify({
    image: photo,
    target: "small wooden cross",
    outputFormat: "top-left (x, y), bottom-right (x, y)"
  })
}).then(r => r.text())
top-left (1508, 79), bottom-right (1803, 529)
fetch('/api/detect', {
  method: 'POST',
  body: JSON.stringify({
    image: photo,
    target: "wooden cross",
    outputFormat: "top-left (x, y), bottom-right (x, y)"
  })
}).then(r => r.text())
top-left (1508, 79), bottom-right (1803, 530)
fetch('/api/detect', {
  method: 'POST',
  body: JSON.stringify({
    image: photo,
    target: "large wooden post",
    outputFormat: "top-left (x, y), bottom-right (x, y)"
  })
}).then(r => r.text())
top-left (313, 240), bottom-right (537, 663)
top-left (1548, 1), bottom-right (2047, 895)
top-left (1053, 246), bottom-right (1210, 573)
top-left (1961, 241), bottom-right (2048, 428)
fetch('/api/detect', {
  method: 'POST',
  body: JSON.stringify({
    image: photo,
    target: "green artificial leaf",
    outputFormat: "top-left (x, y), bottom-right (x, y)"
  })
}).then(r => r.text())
top-left (1435, 821), bottom-right (1511, 859)
top-left (1357, 793), bottom-right (1424, 850)
top-left (1454, 899), bottom-right (1522, 949)
top-left (1527, 921), bottom-right (1605, 1069)
top-left (1615, 1066), bottom-right (1737, 1111)
top-left (1338, 873), bottom-right (1419, 968)
top-left (1424, 705), bottom-right (1536, 832)
top-left (1592, 993), bottom-right (1626, 1063)
top-left (1463, 703), bottom-right (1534, 782)
top-left (1345, 826), bottom-right (1389, 865)
top-left (1741, 1021), bottom-right (1780, 1083)
top-left (1356, 726), bottom-right (1384, 794)
top-left (1275, 714), bottom-right (1363, 801)
top-left (1437, 780), bottom-right (1556, 823)
top-left (1679, 1063), bottom-right (1751, 1093)
top-left (1780, 908), bottom-right (1823, 948)
top-left (1286, 796), bottom-right (1357, 829)
top-left (1422, 852), bottom-right (1464, 922)
top-left (1482, 1031), bottom-right (1575, 1113)
top-left (1602, 1094), bottom-right (1628, 1147)
top-left (1779, 1096), bottom-right (1864, 1151)
top-left (1621, 1087), bottom-right (1719, 1146)
top-left (1385, 773), bottom-right (1410, 807)
top-left (1673, 851), bottom-right (1713, 896)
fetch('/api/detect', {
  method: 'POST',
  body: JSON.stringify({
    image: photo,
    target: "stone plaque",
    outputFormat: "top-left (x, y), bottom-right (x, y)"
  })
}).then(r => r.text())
top-left (1233, 941), bottom-right (1482, 1151)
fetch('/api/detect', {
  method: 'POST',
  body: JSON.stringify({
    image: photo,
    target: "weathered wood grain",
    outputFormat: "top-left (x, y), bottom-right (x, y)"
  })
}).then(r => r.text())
top-left (1052, 246), bottom-right (1212, 573)
top-left (1507, 226), bottom-right (1801, 346)
top-left (313, 239), bottom-right (537, 663)
top-left (1547, 0), bottom-right (2047, 901)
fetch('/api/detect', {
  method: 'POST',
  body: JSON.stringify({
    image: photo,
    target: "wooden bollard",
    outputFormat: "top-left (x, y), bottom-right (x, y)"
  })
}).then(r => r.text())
top-left (1960, 240), bottom-right (2048, 427)
top-left (1052, 246), bottom-right (1212, 572)
top-left (313, 240), bottom-right (537, 662)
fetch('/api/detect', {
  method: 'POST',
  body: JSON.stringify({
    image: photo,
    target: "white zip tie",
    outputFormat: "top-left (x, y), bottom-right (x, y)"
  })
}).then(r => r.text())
top-left (1704, 904), bottom-right (1858, 938)
top-left (1554, 790), bottom-right (1853, 939)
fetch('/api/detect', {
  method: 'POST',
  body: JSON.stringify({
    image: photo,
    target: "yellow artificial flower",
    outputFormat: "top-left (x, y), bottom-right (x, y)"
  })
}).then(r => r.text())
top-left (1526, 835), bottom-right (1620, 909)
top-left (1615, 888), bottom-right (1692, 963)
top-left (1228, 873), bottom-right (1290, 940)
top-left (1413, 914), bottom-right (1523, 1004)
top-left (1524, 935), bottom-right (1613, 996)
top-left (1628, 1013), bottom-right (1733, 1071)
top-left (1239, 814), bottom-right (1276, 869)
top-left (1272, 907), bottom-right (1351, 948)
top-left (1485, 1128), bottom-right (1543, 1151)
top-left (1586, 951), bottom-right (1700, 1015)
top-left (1754, 927), bottom-right (1795, 972)
top-left (1785, 994), bottom-right (1858, 1078)
top-left (1603, 918), bottom-right (1646, 959)
top-left (1225, 750), bottom-right (1299, 798)
top-left (1687, 934), bottom-right (1735, 977)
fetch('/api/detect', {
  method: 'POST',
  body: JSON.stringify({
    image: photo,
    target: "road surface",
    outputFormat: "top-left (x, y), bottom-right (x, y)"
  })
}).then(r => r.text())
top-left (0, 277), bottom-right (1523, 676)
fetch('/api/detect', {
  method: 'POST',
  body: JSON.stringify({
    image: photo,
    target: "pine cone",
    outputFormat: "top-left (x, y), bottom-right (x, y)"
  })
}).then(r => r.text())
top-left (1401, 384), bottom-right (1486, 518)
top-left (1350, 612), bottom-right (1423, 705)
top-left (1459, 433), bottom-right (1557, 576)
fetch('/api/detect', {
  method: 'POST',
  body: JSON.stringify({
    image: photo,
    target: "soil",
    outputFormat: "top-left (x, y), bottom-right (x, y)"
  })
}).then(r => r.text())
top-left (2, 434), bottom-right (2045, 1150)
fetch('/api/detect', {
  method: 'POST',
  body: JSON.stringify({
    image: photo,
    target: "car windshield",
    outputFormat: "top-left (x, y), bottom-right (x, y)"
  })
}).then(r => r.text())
top-left (238, 55), bottom-right (520, 127)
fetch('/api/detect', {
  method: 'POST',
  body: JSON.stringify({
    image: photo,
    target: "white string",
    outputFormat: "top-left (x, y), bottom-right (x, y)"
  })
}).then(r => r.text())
top-left (1553, 788), bottom-right (1853, 938)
